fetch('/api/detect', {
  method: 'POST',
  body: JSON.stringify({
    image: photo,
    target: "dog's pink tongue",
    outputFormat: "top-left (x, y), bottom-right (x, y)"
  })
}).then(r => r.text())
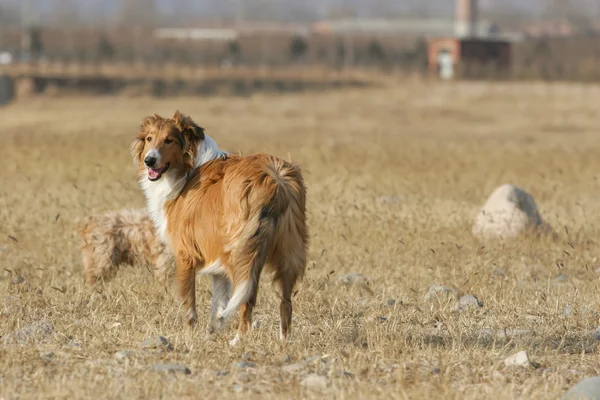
top-left (148, 168), bottom-right (160, 179)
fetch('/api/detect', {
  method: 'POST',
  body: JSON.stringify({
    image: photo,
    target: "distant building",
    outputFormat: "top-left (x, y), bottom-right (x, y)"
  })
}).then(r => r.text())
top-left (427, 0), bottom-right (519, 79)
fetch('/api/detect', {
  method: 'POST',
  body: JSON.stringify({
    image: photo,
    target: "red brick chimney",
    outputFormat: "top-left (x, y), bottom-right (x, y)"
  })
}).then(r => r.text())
top-left (455, 0), bottom-right (478, 37)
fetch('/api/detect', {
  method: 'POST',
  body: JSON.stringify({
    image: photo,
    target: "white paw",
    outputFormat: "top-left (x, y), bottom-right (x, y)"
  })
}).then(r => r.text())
top-left (229, 335), bottom-right (241, 347)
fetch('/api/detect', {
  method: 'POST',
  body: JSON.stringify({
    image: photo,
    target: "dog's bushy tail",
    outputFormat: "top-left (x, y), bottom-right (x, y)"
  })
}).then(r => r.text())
top-left (218, 155), bottom-right (308, 321)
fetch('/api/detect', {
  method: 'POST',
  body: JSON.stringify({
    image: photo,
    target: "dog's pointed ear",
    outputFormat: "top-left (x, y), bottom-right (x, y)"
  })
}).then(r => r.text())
top-left (173, 111), bottom-right (205, 140)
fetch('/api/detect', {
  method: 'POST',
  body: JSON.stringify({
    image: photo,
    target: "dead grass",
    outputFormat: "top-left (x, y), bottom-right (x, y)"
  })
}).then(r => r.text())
top-left (1, 80), bottom-right (600, 399)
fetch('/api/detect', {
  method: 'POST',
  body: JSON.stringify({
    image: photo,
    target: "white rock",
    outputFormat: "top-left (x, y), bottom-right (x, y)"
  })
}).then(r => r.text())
top-left (472, 184), bottom-right (552, 240)
top-left (504, 351), bottom-right (531, 367)
top-left (301, 374), bottom-right (328, 389)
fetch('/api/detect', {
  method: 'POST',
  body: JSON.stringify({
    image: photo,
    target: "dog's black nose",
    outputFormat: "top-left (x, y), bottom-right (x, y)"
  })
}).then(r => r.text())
top-left (144, 156), bottom-right (156, 167)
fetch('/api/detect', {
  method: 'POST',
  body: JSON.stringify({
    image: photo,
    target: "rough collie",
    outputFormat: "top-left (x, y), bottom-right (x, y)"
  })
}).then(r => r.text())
top-left (130, 111), bottom-right (308, 345)
top-left (75, 208), bottom-right (174, 286)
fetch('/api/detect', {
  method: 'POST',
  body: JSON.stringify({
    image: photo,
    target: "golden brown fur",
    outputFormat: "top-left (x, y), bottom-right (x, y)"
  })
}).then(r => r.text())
top-left (131, 111), bottom-right (308, 344)
top-left (75, 208), bottom-right (174, 286)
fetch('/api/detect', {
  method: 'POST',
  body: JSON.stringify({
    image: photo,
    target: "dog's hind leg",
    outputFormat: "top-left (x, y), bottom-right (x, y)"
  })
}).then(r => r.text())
top-left (208, 274), bottom-right (231, 333)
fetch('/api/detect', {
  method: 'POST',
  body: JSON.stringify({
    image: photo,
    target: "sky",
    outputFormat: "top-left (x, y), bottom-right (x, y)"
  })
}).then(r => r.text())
top-left (2, 0), bottom-right (596, 27)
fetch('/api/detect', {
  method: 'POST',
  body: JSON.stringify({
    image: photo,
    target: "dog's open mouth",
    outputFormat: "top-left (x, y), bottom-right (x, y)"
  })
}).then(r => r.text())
top-left (147, 163), bottom-right (170, 181)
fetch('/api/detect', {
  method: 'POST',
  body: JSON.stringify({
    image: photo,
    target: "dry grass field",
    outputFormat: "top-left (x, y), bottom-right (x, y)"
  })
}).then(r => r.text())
top-left (1, 78), bottom-right (600, 399)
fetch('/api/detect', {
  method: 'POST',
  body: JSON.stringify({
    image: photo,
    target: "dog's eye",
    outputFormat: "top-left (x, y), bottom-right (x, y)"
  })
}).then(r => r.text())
top-left (146, 137), bottom-right (152, 142)
top-left (165, 139), bottom-right (173, 144)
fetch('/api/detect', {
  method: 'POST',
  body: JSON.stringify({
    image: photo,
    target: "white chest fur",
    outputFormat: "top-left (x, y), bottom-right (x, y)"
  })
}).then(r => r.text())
top-left (140, 173), bottom-right (184, 244)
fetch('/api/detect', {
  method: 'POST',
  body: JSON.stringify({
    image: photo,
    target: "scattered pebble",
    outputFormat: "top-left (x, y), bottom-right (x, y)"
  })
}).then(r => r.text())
top-left (554, 274), bottom-right (569, 284)
top-left (301, 374), bottom-right (328, 389)
top-left (11, 276), bottom-right (25, 285)
top-left (455, 294), bottom-right (484, 311)
top-left (281, 363), bottom-right (305, 373)
top-left (251, 320), bottom-right (261, 329)
top-left (424, 284), bottom-right (458, 302)
top-left (376, 316), bottom-right (388, 323)
top-left (492, 268), bottom-right (508, 278)
top-left (40, 351), bottom-right (54, 363)
top-left (562, 304), bottom-right (574, 318)
top-left (232, 384), bottom-right (243, 393)
top-left (386, 299), bottom-right (396, 307)
top-left (152, 364), bottom-right (191, 374)
top-left (562, 376), bottom-right (600, 400)
top-left (593, 327), bottom-right (600, 341)
top-left (337, 273), bottom-right (373, 294)
top-left (5, 320), bottom-right (54, 345)
top-left (338, 273), bottom-right (368, 286)
top-left (235, 361), bottom-right (256, 369)
top-left (504, 351), bottom-right (532, 367)
top-left (140, 336), bottom-right (172, 351)
top-left (114, 350), bottom-right (135, 363)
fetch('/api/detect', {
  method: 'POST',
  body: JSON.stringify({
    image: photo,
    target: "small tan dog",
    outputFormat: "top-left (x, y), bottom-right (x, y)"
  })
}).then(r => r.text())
top-left (75, 208), bottom-right (173, 286)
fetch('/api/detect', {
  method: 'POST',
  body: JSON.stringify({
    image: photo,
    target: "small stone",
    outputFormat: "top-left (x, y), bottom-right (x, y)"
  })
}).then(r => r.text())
top-left (152, 364), bottom-right (191, 374)
top-left (376, 316), bottom-right (388, 323)
top-left (141, 336), bottom-right (172, 351)
top-left (66, 342), bottom-right (83, 350)
top-left (554, 274), bottom-right (569, 283)
top-left (282, 355), bottom-right (293, 363)
top-left (338, 273), bottom-right (368, 286)
top-left (504, 351), bottom-right (531, 367)
top-left (6, 320), bottom-right (54, 345)
top-left (562, 376), bottom-right (600, 400)
top-left (592, 327), bottom-right (600, 341)
top-left (424, 284), bottom-right (458, 302)
top-left (90, 292), bottom-right (107, 302)
top-left (114, 350), bottom-right (135, 363)
top-left (386, 299), bottom-right (396, 307)
top-left (235, 361), bottom-right (256, 369)
top-left (456, 294), bottom-right (484, 311)
top-left (432, 367), bottom-right (441, 375)
top-left (301, 374), bottom-right (328, 389)
top-left (492, 268), bottom-right (508, 278)
top-left (281, 363), bottom-right (304, 373)
top-left (40, 351), bottom-right (54, 363)
top-left (251, 320), bottom-right (261, 329)
top-left (562, 304), bottom-right (574, 318)
top-left (11, 276), bottom-right (25, 285)
top-left (232, 384), bottom-right (243, 393)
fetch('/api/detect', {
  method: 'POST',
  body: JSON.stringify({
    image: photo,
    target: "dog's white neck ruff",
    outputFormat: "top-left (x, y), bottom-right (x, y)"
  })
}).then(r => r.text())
top-left (140, 135), bottom-right (227, 243)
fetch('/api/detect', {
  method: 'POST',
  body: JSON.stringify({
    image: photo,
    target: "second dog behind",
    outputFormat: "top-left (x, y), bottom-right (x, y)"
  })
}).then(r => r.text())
top-left (75, 208), bottom-right (173, 286)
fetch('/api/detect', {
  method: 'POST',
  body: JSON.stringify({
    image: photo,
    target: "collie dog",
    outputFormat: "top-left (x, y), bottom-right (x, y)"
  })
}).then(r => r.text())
top-left (130, 111), bottom-right (308, 345)
top-left (75, 208), bottom-right (174, 286)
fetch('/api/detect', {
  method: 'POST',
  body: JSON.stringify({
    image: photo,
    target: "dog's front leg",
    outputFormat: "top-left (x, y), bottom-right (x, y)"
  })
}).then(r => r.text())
top-left (175, 253), bottom-right (198, 329)
top-left (208, 274), bottom-right (232, 333)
